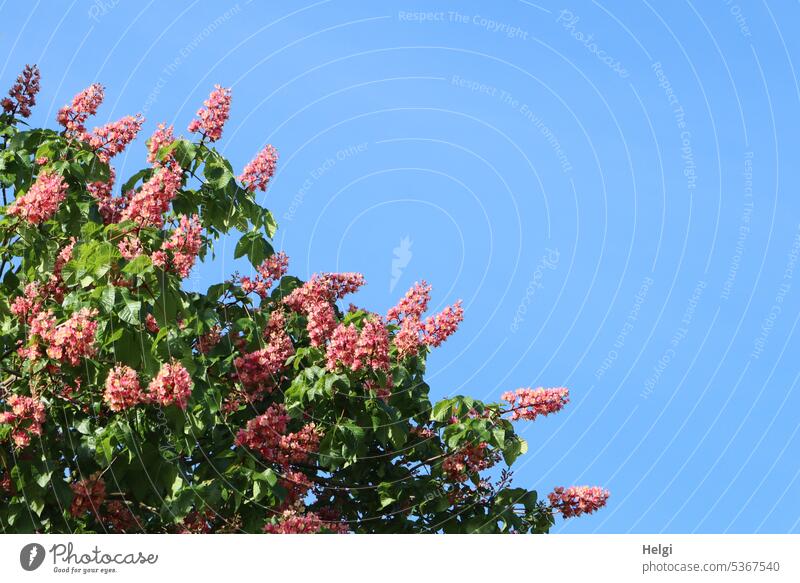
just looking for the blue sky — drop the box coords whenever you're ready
[2,1,800,533]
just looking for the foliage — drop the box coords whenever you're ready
[0,66,607,533]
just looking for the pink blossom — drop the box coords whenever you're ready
[284,272,365,346]
[88,114,144,162]
[88,168,124,224]
[46,308,99,366]
[283,272,365,312]
[0,394,46,448]
[103,500,137,532]
[2,64,40,118]
[28,309,56,342]
[421,300,463,347]
[147,360,193,409]
[238,251,288,299]
[120,161,183,227]
[387,280,431,322]
[197,325,222,354]
[501,387,569,421]
[442,442,498,483]
[235,403,320,466]
[394,317,423,358]
[118,236,143,260]
[548,486,609,518]
[326,323,358,370]
[57,83,104,137]
[104,365,144,412]
[264,508,348,534]
[233,311,293,394]
[187,85,231,142]
[305,300,337,347]
[8,171,68,224]
[10,282,45,321]
[279,470,313,508]
[263,510,321,534]
[353,317,390,372]
[151,214,202,278]
[239,145,278,192]
[69,472,106,517]
[179,509,214,534]
[144,313,159,334]
[147,122,175,164]
[54,238,76,279]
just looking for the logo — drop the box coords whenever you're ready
[390,236,413,292]
[20,543,46,571]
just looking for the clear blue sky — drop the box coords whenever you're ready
[2,1,799,533]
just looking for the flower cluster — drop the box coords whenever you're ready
[147,123,175,163]
[284,272,366,310]
[326,323,358,370]
[120,161,183,227]
[263,510,323,534]
[548,486,610,518]
[386,280,431,322]
[87,114,144,162]
[279,470,313,508]
[45,308,99,366]
[179,509,215,534]
[144,313,160,333]
[147,360,193,409]
[2,64,40,117]
[239,145,278,192]
[442,442,499,483]
[501,387,569,421]
[57,83,104,137]
[151,214,202,278]
[263,509,348,534]
[239,251,288,299]
[353,317,390,372]
[197,325,222,354]
[284,272,365,346]
[0,395,46,448]
[188,85,231,142]
[103,365,144,412]
[385,282,463,358]
[69,472,106,517]
[233,311,294,395]
[102,500,137,532]
[8,171,68,225]
[421,300,464,347]
[87,168,122,224]
[235,403,320,466]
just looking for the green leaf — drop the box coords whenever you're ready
[117,290,142,325]
[122,254,153,276]
[204,156,233,190]
[234,231,273,268]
